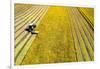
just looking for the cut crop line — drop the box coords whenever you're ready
[73,8,93,60]
[76,8,94,50]
[71,8,90,61]
[67,8,84,61]
[15,7,41,27]
[15,7,47,41]
[77,8,94,31]
[15,6,33,16]
[15,6,49,65]
[15,6,40,19]
[77,8,94,39]
[15,7,45,33]
[15,6,34,19]
[15,32,29,48]
[15,7,38,25]
[15,34,32,62]
[15,8,47,48]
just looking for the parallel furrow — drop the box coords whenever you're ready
[76,8,94,49]
[15,6,49,65]
[15,7,46,39]
[15,7,42,32]
[15,6,38,19]
[71,8,91,61]
[15,7,48,47]
[15,7,37,25]
[72,8,94,60]
[78,8,94,31]
[67,8,84,61]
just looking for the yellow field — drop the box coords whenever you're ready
[14,4,94,65]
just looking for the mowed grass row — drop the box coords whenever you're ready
[15,6,44,46]
[77,8,94,48]
[79,8,94,24]
[21,6,79,65]
[78,8,94,30]
[15,8,49,65]
[21,6,94,65]
[14,4,33,16]
[14,4,49,65]
[68,8,94,61]
[14,4,94,65]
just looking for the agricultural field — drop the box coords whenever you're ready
[14,4,94,65]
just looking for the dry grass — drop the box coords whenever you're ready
[14,4,94,65]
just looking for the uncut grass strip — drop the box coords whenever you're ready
[67,8,84,61]
[36,7,49,27]
[64,7,78,61]
[71,8,90,61]
[15,34,32,62]
[30,7,49,25]
[76,8,94,50]
[32,7,49,26]
[61,8,77,62]
[73,8,94,60]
